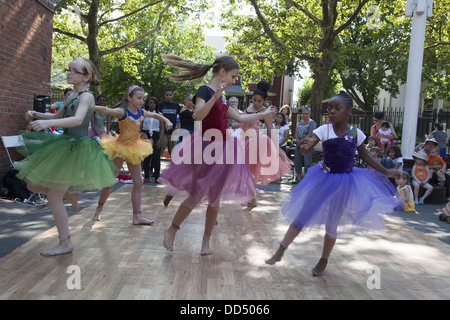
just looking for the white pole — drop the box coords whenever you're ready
[401,0,433,159]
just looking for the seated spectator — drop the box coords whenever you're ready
[428,145,447,186]
[381,145,403,171]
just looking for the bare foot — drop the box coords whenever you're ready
[163,223,179,251]
[265,245,286,265]
[64,192,80,212]
[312,258,328,276]
[163,195,173,208]
[132,212,154,225]
[200,236,212,256]
[247,198,257,208]
[92,203,103,221]
[41,241,73,257]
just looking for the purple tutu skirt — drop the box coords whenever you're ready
[158,133,255,209]
[282,163,404,238]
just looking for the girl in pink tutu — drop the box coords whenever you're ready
[240,80,291,206]
[266,91,404,276]
[158,55,275,255]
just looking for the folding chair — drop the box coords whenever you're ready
[1,135,47,205]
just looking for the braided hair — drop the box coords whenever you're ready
[335,91,353,109]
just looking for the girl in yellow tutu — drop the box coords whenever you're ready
[93,85,173,223]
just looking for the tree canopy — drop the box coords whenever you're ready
[51,0,214,100]
[221,0,449,112]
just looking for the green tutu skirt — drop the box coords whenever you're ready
[16,131,118,192]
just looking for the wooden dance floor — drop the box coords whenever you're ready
[0,183,449,300]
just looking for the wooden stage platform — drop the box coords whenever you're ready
[0,183,449,300]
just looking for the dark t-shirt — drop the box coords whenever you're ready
[194,85,213,105]
[180,109,195,131]
[159,100,181,135]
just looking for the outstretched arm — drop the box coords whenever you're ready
[25,106,64,122]
[28,93,92,131]
[299,133,319,155]
[142,110,173,132]
[358,144,401,179]
[94,106,125,118]
[228,106,276,124]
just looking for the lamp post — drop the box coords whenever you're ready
[401,0,433,159]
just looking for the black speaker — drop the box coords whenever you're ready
[33,95,51,113]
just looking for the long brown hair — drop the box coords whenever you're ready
[162,55,239,82]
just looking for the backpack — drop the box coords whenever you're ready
[1,169,32,201]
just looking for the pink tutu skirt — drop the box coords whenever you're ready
[240,133,292,185]
[158,133,255,209]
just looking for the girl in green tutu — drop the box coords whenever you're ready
[18,58,117,256]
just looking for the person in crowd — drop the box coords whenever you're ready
[159,88,181,156]
[294,107,316,182]
[395,171,415,212]
[142,96,164,183]
[428,145,447,186]
[88,94,110,138]
[427,123,448,158]
[370,112,397,147]
[411,152,433,205]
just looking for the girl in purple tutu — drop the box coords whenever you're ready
[266,91,404,276]
[158,55,275,255]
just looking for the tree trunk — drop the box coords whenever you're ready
[86,0,101,97]
[309,51,333,124]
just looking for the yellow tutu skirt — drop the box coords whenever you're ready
[100,134,153,165]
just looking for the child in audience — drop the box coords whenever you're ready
[377,121,392,155]
[428,145,447,186]
[411,152,433,205]
[366,136,378,151]
[368,147,382,170]
[438,201,450,223]
[395,171,415,212]
[386,145,404,171]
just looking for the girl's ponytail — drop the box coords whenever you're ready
[163,54,239,82]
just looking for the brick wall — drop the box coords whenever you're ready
[0,0,54,176]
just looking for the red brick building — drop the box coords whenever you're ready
[0,0,55,175]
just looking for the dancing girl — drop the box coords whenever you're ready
[158,55,275,255]
[18,58,117,256]
[265,91,404,276]
[93,85,172,223]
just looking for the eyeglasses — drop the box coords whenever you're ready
[65,68,87,75]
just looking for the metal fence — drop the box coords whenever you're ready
[292,107,450,143]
